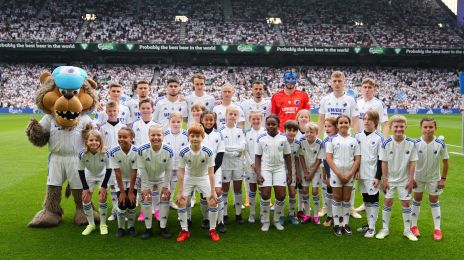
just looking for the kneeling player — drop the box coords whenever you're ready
[176,123,220,242]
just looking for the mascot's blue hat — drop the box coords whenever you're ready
[52,66,88,90]
[284,72,297,84]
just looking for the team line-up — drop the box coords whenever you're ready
[45,71,448,242]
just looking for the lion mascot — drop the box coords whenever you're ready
[26,66,100,227]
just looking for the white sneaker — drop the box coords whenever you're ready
[375,228,389,239]
[248,215,255,224]
[355,204,366,213]
[107,213,116,221]
[364,229,376,238]
[350,208,362,219]
[318,207,327,217]
[170,202,178,210]
[403,230,418,241]
[261,222,270,232]
[273,221,285,231]
[190,197,196,208]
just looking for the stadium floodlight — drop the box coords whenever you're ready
[175,16,189,23]
[82,13,97,21]
[354,20,364,26]
[266,17,282,24]
[438,23,444,28]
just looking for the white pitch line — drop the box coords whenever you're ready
[450,152,464,156]
[447,144,462,148]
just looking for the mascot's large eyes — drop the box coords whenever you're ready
[73,90,78,95]
[60,89,66,95]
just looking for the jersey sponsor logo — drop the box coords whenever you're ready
[327,107,346,115]
[281,106,298,113]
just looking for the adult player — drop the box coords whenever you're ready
[271,72,310,132]
[213,84,245,129]
[153,77,188,129]
[95,82,131,126]
[185,73,216,126]
[126,80,155,124]
[240,80,271,129]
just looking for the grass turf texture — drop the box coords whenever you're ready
[1,114,463,259]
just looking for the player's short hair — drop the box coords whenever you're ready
[222,83,234,92]
[169,111,183,121]
[296,109,311,122]
[108,82,122,89]
[248,110,263,119]
[188,123,205,137]
[106,100,118,109]
[389,115,407,126]
[364,110,380,128]
[191,103,207,112]
[149,125,164,135]
[265,114,280,126]
[420,117,437,127]
[324,116,338,126]
[331,71,346,79]
[225,105,240,117]
[136,80,150,87]
[305,122,319,133]
[192,73,205,83]
[336,115,351,125]
[200,110,217,129]
[84,129,105,154]
[252,80,265,87]
[167,77,180,85]
[284,120,299,131]
[139,98,153,109]
[119,127,135,139]
[361,78,376,87]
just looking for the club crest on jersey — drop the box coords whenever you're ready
[294,100,300,105]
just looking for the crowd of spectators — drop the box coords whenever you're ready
[0,64,460,110]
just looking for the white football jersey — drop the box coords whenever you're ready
[414,137,449,182]
[240,98,271,129]
[213,103,246,129]
[109,145,138,182]
[94,104,131,126]
[256,133,291,171]
[132,119,161,146]
[153,97,188,129]
[78,150,110,176]
[137,143,173,184]
[185,93,216,125]
[355,131,383,180]
[288,139,301,175]
[179,145,214,177]
[357,97,388,132]
[299,137,324,171]
[325,134,361,175]
[202,129,225,164]
[39,114,94,155]
[319,93,360,118]
[219,126,246,171]
[244,127,266,165]
[164,129,189,169]
[99,121,126,150]
[379,136,418,185]
[126,97,157,125]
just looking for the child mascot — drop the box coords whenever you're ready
[26,66,99,227]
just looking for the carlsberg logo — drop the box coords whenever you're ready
[97,43,115,51]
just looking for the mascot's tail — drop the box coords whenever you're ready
[65,183,71,198]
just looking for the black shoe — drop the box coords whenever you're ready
[115,228,125,238]
[236,214,244,224]
[128,227,138,237]
[356,224,369,233]
[223,215,229,224]
[201,219,210,230]
[159,228,172,239]
[333,225,343,236]
[343,225,353,236]
[216,222,227,233]
[141,228,152,240]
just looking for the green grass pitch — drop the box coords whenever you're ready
[0,114,463,259]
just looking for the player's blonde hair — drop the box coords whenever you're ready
[331,71,346,79]
[305,122,319,133]
[362,77,376,87]
[169,111,183,121]
[84,129,106,154]
[188,123,205,137]
[222,83,235,92]
[296,109,311,123]
[389,115,407,126]
[248,110,263,119]
[226,106,240,117]
[149,125,164,135]
[192,73,206,83]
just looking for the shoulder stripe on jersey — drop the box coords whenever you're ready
[257,133,268,142]
[405,137,415,143]
[435,139,446,148]
[294,139,301,145]
[219,126,226,132]
[138,144,151,155]
[182,130,188,136]
[201,146,213,156]
[315,139,323,145]
[79,150,85,159]
[382,137,393,148]
[109,146,121,156]
[415,138,422,144]
[131,146,138,152]
[179,146,190,157]
[164,130,171,136]
[162,144,174,158]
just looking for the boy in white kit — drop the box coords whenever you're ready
[255,115,293,232]
[244,110,266,223]
[176,123,220,242]
[153,78,188,129]
[137,125,173,240]
[376,115,418,241]
[99,101,126,221]
[110,127,138,238]
[411,118,449,241]
[220,106,247,224]
[283,120,301,225]
[299,122,324,224]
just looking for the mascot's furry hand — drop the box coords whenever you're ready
[26,117,50,147]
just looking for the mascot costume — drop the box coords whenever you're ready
[26,66,100,227]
